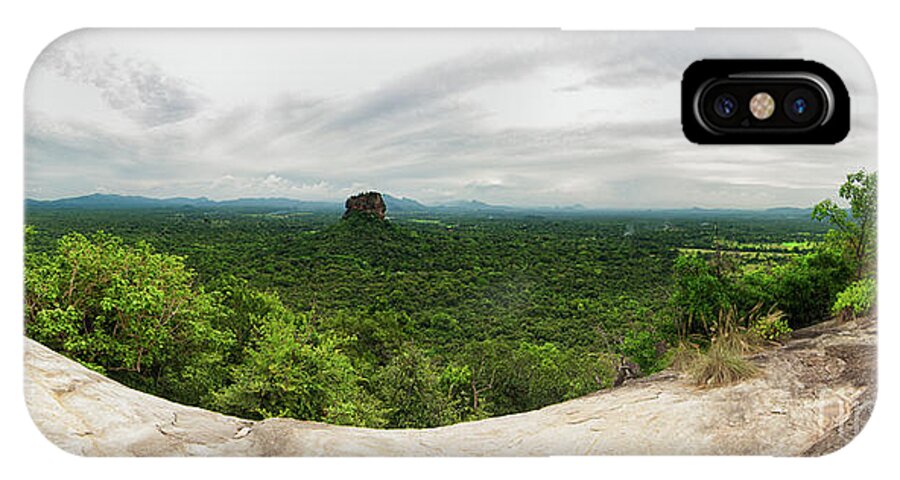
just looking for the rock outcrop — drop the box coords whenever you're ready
[23,316,875,456]
[343,192,386,220]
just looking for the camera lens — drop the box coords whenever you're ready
[791,98,808,115]
[784,88,819,123]
[713,94,738,118]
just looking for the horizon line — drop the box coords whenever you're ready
[24,192,821,212]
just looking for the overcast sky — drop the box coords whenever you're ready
[25,29,877,208]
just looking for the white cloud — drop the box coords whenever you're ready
[31,39,208,128]
[24,30,877,208]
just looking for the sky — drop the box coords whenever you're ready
[24,29,877,209]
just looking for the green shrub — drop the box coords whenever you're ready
[769,247,853,328]
[620,329,667,374]
[750,308,792,342]
[832,278,876,320]
[669,254,734,335]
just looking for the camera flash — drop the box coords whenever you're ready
[749,92,775,120]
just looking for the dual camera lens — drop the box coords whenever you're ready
[712,89,816,123]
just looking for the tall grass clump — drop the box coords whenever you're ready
[683,307,762,387]
[687,340,759,387]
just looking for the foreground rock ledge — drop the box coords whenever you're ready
[24,317,876,456]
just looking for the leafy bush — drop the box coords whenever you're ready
[620,329,667,373]
[768,246,853,328]
[669,254,734,335]
[750,308,792,342]
[832,278,876,320]
[732,270,776,315]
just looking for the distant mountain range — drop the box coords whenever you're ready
[24,193,422,213]
[24,193,815,218]
[25,193,330,210]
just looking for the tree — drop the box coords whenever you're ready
[769,246,853,328]
[372,344,453,428]
[24,231,234,405]
[812,170,877,279]
[669,255,733,336]
[481,341,610,416]
[317,309,407,370]
[212,304,384,427]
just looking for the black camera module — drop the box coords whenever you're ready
[682,60,849,144]
[783,88,820,123]
[713,94,738,118]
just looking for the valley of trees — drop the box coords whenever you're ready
[23,170,876,428]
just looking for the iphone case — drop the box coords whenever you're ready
[23,29,877,456]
